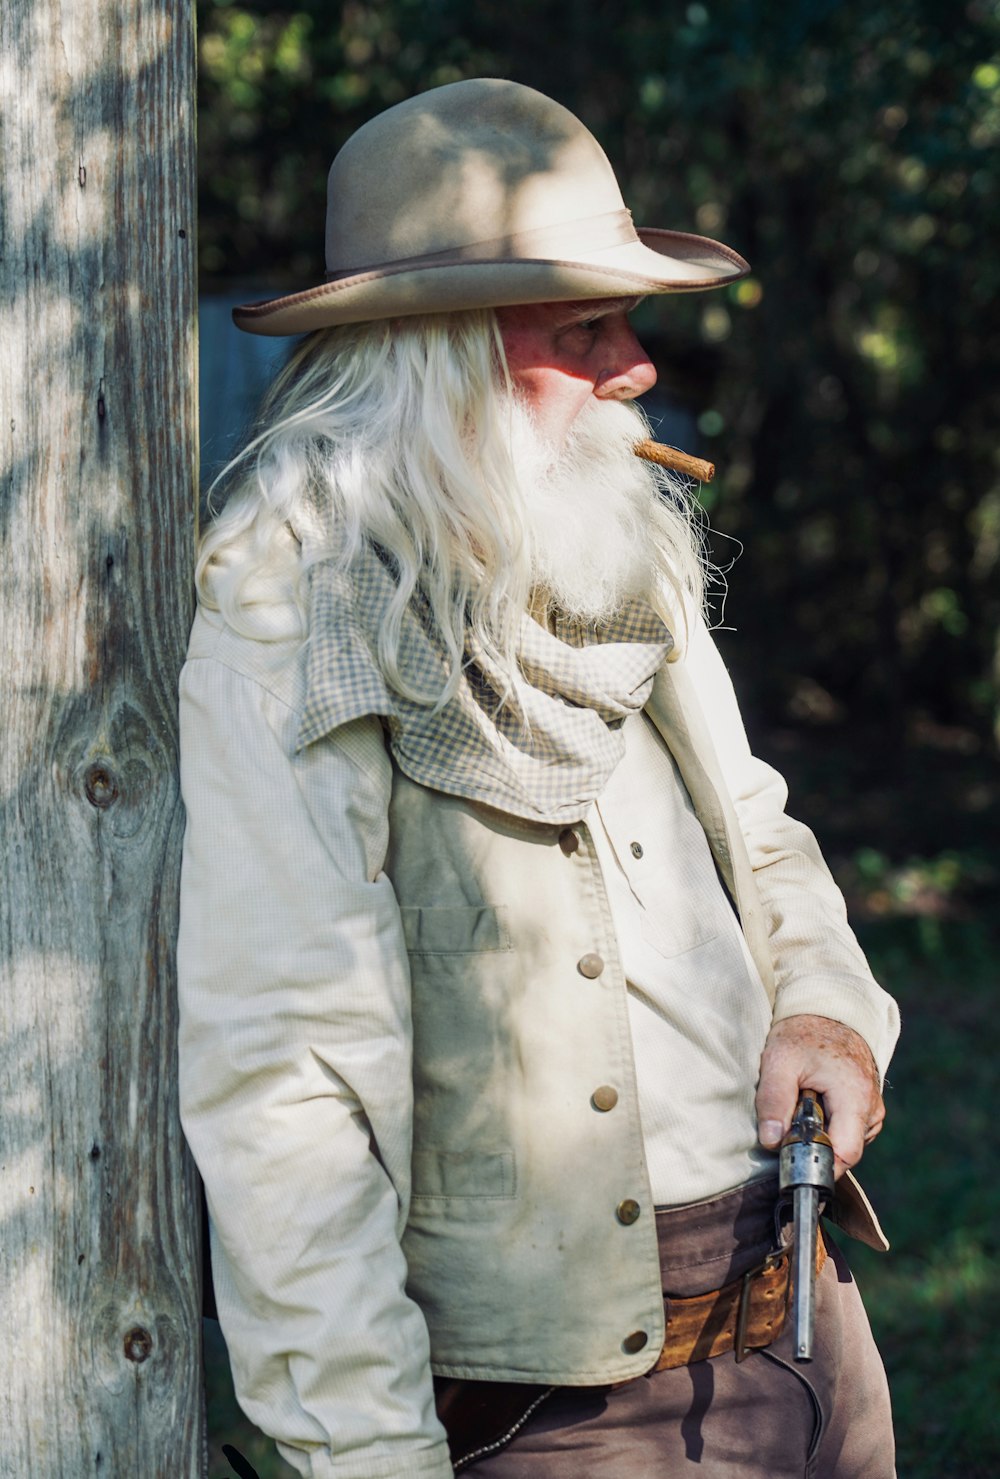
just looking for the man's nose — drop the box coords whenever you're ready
[593,325,657,401]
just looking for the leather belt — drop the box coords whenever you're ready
[653,1231,828,1370]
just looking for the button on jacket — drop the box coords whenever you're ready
[177,589,899,1479]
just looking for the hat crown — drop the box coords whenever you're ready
[324,79,625,275]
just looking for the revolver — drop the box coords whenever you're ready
[779,1090,835,1362]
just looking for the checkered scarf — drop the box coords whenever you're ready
[297,541,673,824]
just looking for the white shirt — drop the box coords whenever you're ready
[590,712,775,1204]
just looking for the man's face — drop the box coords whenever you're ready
[495,299,657,448]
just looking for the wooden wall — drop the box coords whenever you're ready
[0,0,203,1471]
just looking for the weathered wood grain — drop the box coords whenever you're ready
[0,0,203,1473]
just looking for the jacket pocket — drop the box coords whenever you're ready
[400,903,511,955]
[412,1148,516,1200]
[404,904,517,1202]
[639,907,719,960]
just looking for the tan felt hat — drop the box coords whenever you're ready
[233,78,750,336]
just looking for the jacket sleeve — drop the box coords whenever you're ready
[177,653,453,1479]
[680,614,900,1080]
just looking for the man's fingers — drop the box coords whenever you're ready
[754,1052,800,1149]
[758,1119,785,1150]
[823,1065,886,1174]
[863,1097,886,1142]
[824,1102,868,1176]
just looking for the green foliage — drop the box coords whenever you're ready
[846,917,1000,1477]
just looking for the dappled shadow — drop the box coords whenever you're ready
[1,1,203,1471]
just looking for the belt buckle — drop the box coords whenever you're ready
[734,1250,784,1363]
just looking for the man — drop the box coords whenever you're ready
[178,79,899,1478]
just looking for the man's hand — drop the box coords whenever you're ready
[756,1014,885,1179]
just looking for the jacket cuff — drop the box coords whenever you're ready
[279,1438,454,1479]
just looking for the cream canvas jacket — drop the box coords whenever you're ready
[177,590,899,1479]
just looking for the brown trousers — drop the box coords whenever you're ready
[460,1180,895,1479]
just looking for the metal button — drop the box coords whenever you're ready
[558,828,580,855]
[577,953,604,978]
[630,840,644,859]
[592,1085,619,1112]
[622,1330,648,1354]
[616,1199,641,1225]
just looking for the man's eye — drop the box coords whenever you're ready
[556,316,605,346]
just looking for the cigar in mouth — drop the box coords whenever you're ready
[633,439,715,484]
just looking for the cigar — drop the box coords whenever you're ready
[633,439,714,484]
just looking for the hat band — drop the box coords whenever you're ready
[325,208,639,282]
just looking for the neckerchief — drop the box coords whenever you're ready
[297,543,673,825]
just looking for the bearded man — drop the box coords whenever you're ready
[178,79,899,1479]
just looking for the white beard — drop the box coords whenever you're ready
[506,395,664,625]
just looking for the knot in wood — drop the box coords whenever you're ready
[123,1326,153,1363]
[84,764,119,809]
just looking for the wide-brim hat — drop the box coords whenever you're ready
[233,78,750,336]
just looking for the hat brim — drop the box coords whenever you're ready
[231,228,750,336]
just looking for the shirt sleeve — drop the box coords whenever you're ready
[177,654,453,1479]
[681,614,901,1080]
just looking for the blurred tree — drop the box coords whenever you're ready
[197,0,1000,751]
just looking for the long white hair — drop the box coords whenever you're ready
[197,310,707,704]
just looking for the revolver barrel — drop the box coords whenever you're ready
[778,1091,835,1361]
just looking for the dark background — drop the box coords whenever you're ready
[196,3,1000,1473]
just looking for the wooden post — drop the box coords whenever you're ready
[0,1,203,1474]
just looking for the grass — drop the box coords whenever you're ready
[203,905,1000,1479]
